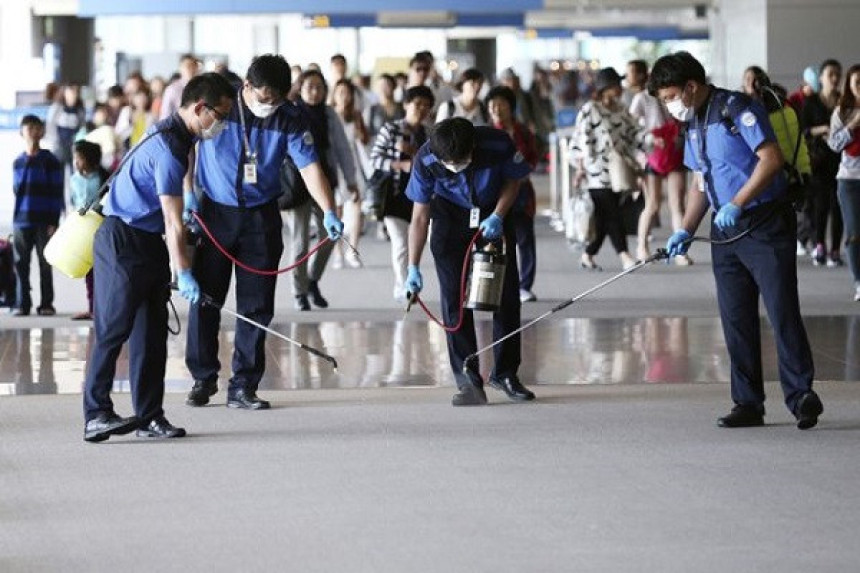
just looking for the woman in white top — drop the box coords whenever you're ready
[332,79,370,268]
[627,59,690,264]
[435,68,489,126]
[570,67,648,271]
[828,64,860,301]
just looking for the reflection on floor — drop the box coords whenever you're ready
[1,315,858,396]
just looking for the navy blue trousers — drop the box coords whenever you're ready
[83,216,170,423]
[185,197,284,393]
[429,198,521,389]
[512,211,536,291]
[711,204,815,415]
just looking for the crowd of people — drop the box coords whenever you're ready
[6,47,858,439]
[568,56,860,304]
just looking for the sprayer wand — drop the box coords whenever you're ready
[462,249,669,372]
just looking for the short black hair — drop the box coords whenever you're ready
[180,72,237,108]
[246,54,292,97]
[819,58,842,75]
[330,54,346,65]
[73,139,102,168]
[627,59,648,78]
[455,68,484,91]
[647,51,707,96]
[484,85,517,113]
[20,114,44,129]
[107,85,124,99]
[430,118,475,163]
[403,85,434,105]
[378,73,396,90]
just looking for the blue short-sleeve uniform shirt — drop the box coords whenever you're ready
[104,113,193,233]
[684,87,786,210]
[405,126,531,211]
[196,93,319,207]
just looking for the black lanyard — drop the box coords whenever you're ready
[691,93,722,210]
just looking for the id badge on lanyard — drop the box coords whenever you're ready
[244,153,258,184]
[467,170,480,229]
[469,207,480,229]
[238,93,259,185]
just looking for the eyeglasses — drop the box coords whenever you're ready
[205,105,226,121]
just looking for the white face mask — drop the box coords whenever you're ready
[442,160,470,174]
[666,87,694,122]
[247,101,277,118]
[201,118,226,140]
[198,108,226,140]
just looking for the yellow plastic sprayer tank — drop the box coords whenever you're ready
[44,210,104,278]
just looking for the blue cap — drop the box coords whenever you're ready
[803,66,820,92]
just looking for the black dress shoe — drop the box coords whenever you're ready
[717,405,765,428]
[136,417,186,438]
[186,379,218,407]
[452,383,488,406]
[308,280,329,308]
[295,294,311,311]
[489,376,536,402]
[84,413,140,443]
[227,389,271,410]
[795,391,823,430]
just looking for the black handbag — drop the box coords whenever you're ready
[277,155,311,210]
[362,169,394,221]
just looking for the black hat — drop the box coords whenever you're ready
[594,67,622,94]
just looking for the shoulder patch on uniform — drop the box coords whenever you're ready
[740,111,757,127]
[302,131,314,146]
[513,151,524,163]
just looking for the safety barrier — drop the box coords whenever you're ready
[545,127,576,236]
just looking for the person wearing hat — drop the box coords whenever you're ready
[570,66,648,271]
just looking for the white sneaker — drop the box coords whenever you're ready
[519,289,537,303]
[674,254,693,266]
[796,240,808,256]
[345,252,363,269]
[854,284,860,302]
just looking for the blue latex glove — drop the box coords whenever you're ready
[666,230,692,260]
[182,190,199,225]
[479,213,503,240]
[713,202,742,230]
[177,269,201,305]
[323,210,344,240]
[405,264,423,296]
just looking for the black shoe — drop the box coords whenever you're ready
[12,307,30,317]
[308,280,329,308]
[717,405,765,428]
[795,391,823,430]
[489,376,536,402]
[227,389,271,410]
[136,417,186,438]
[186,379,218,407]
[295,294,311,311]
[452,383,488,406]
[84,413,140,443]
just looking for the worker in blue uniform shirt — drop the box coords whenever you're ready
[405,117,536,406]
[650,52,823,429]
[186,54,343,411]
[83,73,236,442]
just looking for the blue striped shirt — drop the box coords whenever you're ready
[12,149,65,229]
